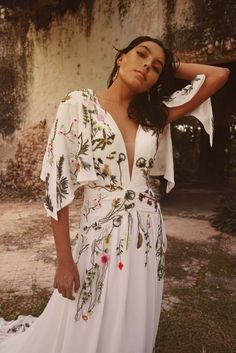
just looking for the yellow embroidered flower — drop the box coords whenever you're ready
[102,164,111,176]
[61,94,71,102]
[112,198,121,208]
[104,234,111,249]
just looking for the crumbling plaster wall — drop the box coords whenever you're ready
[25,0,168,128]
[0,0,235,176]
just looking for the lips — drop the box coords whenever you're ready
[134,69,146,80]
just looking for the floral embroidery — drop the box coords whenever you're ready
[100,253,110,265]
[82,194,104,221]
[93,156,124,192]
[59,119,92,173]
[75,231,110,321]
[155,209,166,280]
[56,155,69,208]
[47,118,58,165]
[136,157,154,188]
[44,173,53,212]
[118,261,124,270]
[137,211,152,266]
[41,88,167,323]
[138,189,158,210]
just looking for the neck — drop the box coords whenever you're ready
[99,79,135,110]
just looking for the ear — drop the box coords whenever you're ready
[116,53,125,66]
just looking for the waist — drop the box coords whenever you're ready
[82,187,160,220]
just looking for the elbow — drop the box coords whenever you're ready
[217,67,230,85]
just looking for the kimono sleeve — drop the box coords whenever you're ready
[40,91,97,220]
[150,74,214,193]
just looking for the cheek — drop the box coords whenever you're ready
[148,72,160,87]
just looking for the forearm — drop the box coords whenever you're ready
[175,62,229,81]
[167,62,230,122]
[50,206,74,264]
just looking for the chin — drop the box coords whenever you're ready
[126,80,147,94]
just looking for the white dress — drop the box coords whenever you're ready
[0,76,213,353]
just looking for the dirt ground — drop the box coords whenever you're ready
[0,186,236,353]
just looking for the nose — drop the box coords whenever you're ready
[143,62,151,70]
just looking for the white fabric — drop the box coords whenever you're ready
[39,91,98,220]
[150,74,214,192]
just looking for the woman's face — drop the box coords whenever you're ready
[116,41,165,93]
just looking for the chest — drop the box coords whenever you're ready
[91,105,158,163]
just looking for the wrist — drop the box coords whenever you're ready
[57,255,74,266]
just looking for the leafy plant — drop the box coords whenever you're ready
[211,196,236,236]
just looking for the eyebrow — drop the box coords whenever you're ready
[137,45,164,68]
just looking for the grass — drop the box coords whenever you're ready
[155,237,236,353]
[0,284,51,321]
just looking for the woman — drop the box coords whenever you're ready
[0,36,229,353]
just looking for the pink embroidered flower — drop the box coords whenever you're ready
[100,253,110,265]
[118,261,124,270]
[93,198,102,209]
[97,114,105,122]
[76,161,81,172]
[82,314,88,321]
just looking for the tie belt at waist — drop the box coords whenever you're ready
[82,188,161,223]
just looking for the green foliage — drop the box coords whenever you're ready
[171,116,202,181]
[211,196,236,236]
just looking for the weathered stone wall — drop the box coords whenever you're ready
[0,0,235,193]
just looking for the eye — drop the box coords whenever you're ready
[153,66,160,74]
[136,50,145,58]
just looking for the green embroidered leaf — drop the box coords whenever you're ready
[56,175,69,207]
[106,151,116,159]
[92,130,115,151]
[57,155,64,180]
[45,172,50,189]
[55,155,69,207]
[82,104,90,127]
[77,133,89,156]
[44,194,53,212]
[182,85,193,95]
[80,158,92,171]
[137,232,143,249]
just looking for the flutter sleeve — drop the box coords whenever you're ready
[40,91,97,220]
[150,74,214,193]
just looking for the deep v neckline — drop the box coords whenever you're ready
[91,89,140,183]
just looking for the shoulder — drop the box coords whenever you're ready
[54,88,95,128]
[60,88,94,106]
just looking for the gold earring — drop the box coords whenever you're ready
[148,90,151,102]
[113,66,119,81]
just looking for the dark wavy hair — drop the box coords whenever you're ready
[107,36,177,134]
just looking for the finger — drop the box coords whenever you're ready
[74,274,80,292]
[58,285,65,296]
[61,287,67,298]
[66,285,75,300]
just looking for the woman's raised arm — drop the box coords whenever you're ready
[167,62,230,123]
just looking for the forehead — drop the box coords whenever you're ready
[135,41,165,60]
